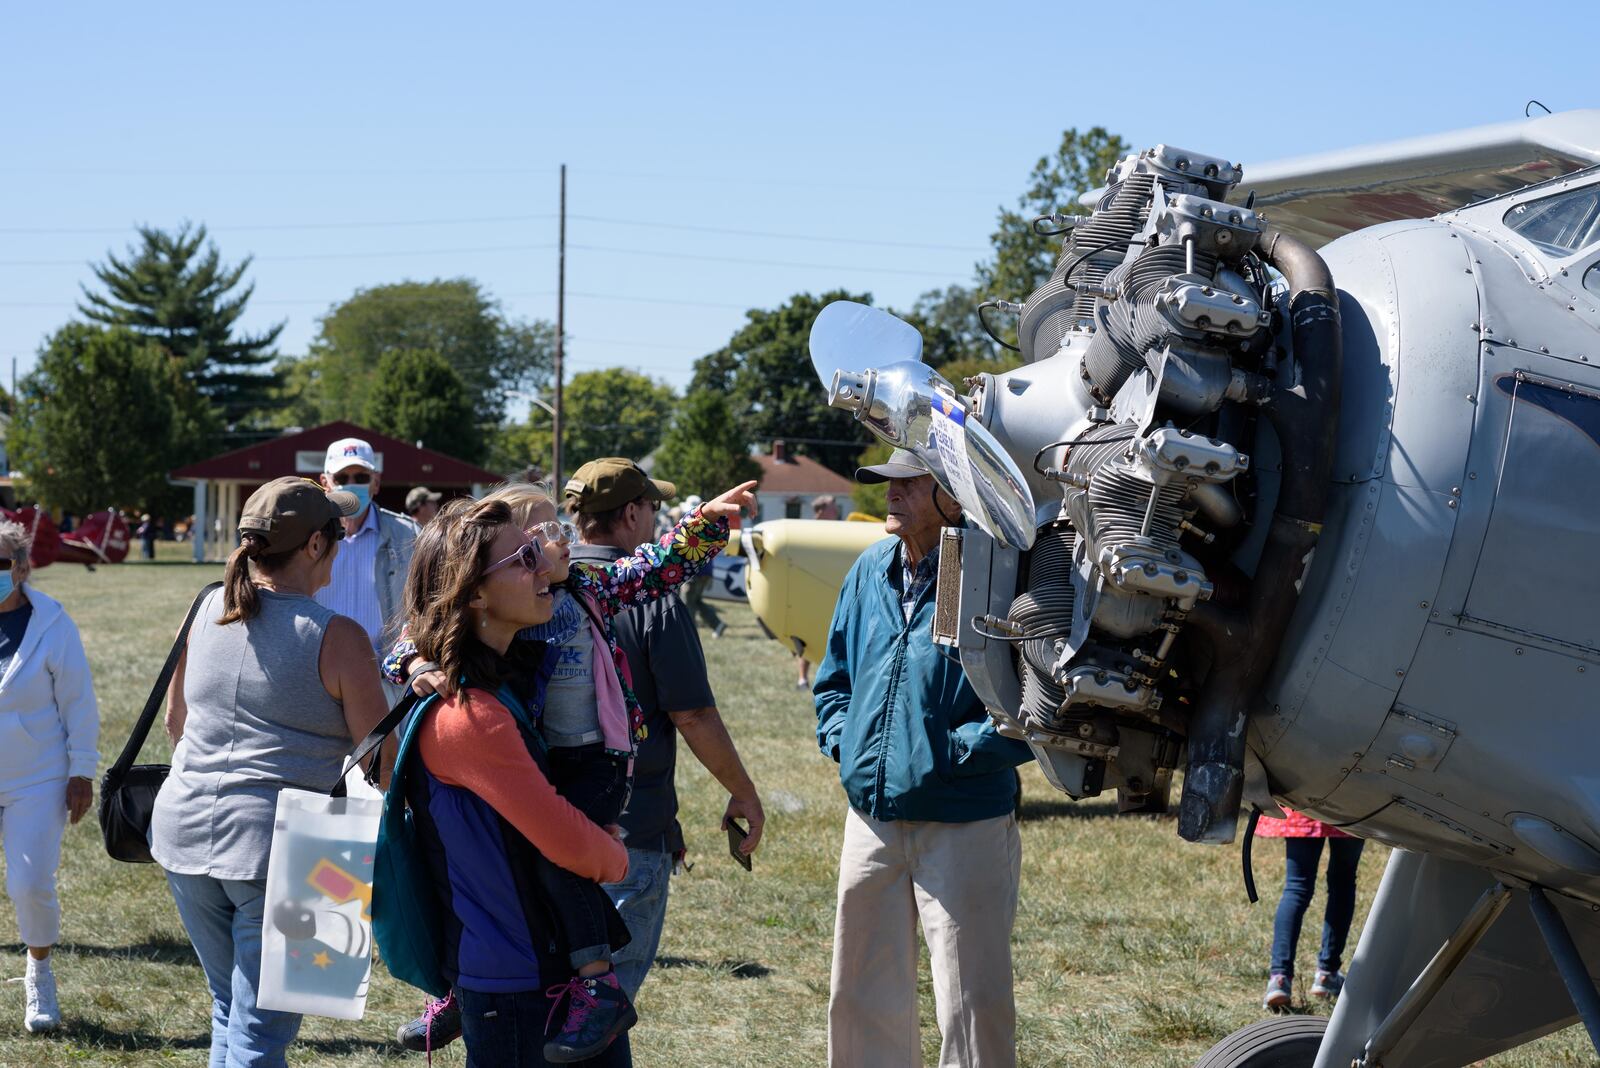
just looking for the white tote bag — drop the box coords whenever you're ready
[257,787,383,1020]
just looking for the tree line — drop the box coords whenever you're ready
[12,127,1125,516]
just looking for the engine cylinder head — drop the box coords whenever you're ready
[1017,172,1156,364]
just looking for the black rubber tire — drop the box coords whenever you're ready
[1192,1016,1328,1068]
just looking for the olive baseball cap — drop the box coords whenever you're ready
[855,448,931,484]
[238,477,360,552]
[563,458,676,514]
[405,486,443,514]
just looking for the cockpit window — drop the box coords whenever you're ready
[1504,186,1600,257]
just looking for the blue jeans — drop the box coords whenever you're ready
[604,847,673,999]
[458,987,632,1067]
[1270,837,1366,978]
[165,871,302,1068]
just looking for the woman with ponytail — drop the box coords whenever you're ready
[152,477,391,1068]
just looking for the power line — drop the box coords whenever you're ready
[0,292,557,308]
[0,163,1008,198]
[0,214,556,236]
[568,243,961,278]
[574,165,1007,198]
[0,243,558,267]
[0,210,987,256]
[565,290,754,311]
[570,214,982,253]
[0,241,962,276]
[0,288,754,311]
[569,336,694,351]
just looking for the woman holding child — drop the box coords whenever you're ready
[395,479,753,1066]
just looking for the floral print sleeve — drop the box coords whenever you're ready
[381,625,417,686]
[571,504,729,618]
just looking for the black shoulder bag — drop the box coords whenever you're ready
[99,581,222,864]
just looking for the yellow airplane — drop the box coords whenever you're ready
[730,518,887,665]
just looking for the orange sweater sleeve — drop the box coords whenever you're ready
[418,690,629,884]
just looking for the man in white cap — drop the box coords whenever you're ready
[315,437,419,701]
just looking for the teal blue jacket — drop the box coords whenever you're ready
[814,537,1031,823]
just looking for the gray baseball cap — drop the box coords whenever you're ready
[854,448,930,484]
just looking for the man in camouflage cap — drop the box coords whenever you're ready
[563,457,765,999]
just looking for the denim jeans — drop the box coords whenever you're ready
[603,847,673,1000]
[165,871,302,1068]
[458,987,632,1067]
[1270,836,1366,978]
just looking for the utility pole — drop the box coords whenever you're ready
[553,164,567,490]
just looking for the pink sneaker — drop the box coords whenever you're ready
[544,971,637,1063]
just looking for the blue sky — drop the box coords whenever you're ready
[3,1,1595,408]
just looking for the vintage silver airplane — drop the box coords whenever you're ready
[807,109,1600,1067]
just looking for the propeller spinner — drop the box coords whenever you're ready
[809,301,1036,549]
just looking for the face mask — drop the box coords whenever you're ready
[343,483,371,513]
[0,573,15,603]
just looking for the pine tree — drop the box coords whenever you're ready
[79,223,284,434]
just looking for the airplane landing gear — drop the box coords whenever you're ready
[1193,1016,1327,1068]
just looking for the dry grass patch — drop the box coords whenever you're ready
[0,558,1580,1065]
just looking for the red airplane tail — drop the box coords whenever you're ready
[59,510,131,565]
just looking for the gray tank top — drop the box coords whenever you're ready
[151,588,353,880]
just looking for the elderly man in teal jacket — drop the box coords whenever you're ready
[815,448,1032,1068]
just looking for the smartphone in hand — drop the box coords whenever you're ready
[726,818,752,872]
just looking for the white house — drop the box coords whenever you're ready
[751,441,857,522]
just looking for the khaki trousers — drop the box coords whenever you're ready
[828,806,1022,1068]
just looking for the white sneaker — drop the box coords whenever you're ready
[24,955,59,1033]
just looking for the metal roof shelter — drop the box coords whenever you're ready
[170,420,502,562]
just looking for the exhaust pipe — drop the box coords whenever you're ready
[1177,229,1342,844]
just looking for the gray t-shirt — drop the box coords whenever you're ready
[151,588,352,881]
[569,542,715,854]
[544,602,601,746]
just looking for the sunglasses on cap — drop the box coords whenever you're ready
[485,539,551,576]
[331,472,373,486]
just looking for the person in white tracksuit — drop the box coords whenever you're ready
[0,519,99,1033]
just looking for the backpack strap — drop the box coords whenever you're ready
[330,690,423,798]
[105,581,222,788]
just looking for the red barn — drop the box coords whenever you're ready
[170,421,502,562]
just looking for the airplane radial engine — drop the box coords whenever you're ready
[969,147,1342,848]
[814,135,1600,890]
[812,115,1600,1067]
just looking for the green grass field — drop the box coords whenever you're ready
[0,551,1588,1066]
